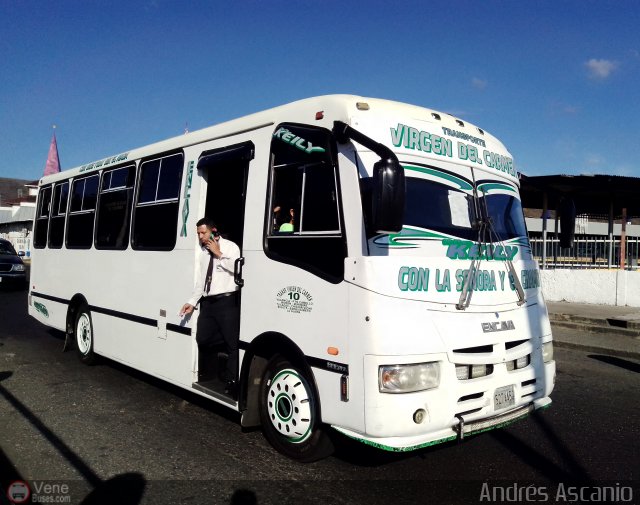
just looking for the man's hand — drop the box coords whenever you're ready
[205,237,222,258]
[179,303,195,317]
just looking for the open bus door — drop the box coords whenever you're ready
[193,141,253,401]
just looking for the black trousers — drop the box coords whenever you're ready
[196,293,240,381]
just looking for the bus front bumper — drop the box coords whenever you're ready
[331,397,551,452]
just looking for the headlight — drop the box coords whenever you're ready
[542,341,554,363]
[378,362,440,393]
[12,264,25,272]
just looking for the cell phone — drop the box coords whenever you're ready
[210,231,220,240]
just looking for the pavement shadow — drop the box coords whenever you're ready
[0,370,147,505]
[47,328,66,342]
[0,371,26,504]
[230,489,258,505]
[0,446,26,502]
[38,326,241,424]
[0,370,102,488]
[490,410,592,482]
[80,473,146,505]
[95,357,242,425]
[587,354,640,373]
[35,326,245,449]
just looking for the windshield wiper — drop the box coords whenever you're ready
[481,191,526,307]
[456,180,525,310]
[482,216,526,306]
[456,176,485,310]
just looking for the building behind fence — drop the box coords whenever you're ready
[526,213,640,270]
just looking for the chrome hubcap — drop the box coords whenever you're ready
[76,314,91,354]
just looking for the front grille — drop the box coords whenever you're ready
[459,392,484,402]
[454,338,534,384]
[451,337,538,422]
[520,378,539,398]
[0,264,13,273]
[505,339,528,350]
[456,391,487,419]
[453,344,493,354]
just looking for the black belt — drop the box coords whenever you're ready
[201,291,237,302]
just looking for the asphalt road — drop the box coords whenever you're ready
[1,286,638,505]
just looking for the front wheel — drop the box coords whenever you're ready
[259,355,333,462]
[75,305,96,365]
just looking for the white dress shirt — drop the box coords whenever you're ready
[187,236,240,307]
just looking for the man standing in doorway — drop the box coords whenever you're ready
[180,217,240,394]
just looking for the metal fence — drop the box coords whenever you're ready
[529,233,640,270]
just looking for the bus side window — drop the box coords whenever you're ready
[265,123,345,282]
[132,152,184,251]
[48,181,69,249]
[66,175,99,249]
[34,185,53,249]
[96,164,136,250]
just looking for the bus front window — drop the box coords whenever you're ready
[481,192,528,241]
[402,177,527,242]
[404,177,476,241]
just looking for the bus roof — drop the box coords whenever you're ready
[38,95,514,185]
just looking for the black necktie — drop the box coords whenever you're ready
[204,254,214,294]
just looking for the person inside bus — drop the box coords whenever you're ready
[179,217,240,396]
[272,205,295,232]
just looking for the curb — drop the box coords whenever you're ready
[553,340,640,360]
[551,313,640,329]
[549,320,640,339]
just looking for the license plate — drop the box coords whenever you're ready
[494,385,515,411]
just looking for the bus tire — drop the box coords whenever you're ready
[259,355,333,462]
[74,305,96,365]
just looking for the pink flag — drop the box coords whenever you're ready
[44,131,61,176]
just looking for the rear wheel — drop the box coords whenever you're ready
[75,305,96,365]
[259,355,333,462]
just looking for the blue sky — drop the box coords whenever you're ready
[1,0,638,181]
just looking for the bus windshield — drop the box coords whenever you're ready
[404,177,527,241]
[482,191,528,240]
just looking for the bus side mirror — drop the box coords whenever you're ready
[558,198,576,248]
[372,159,405,234]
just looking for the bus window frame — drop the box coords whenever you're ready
[65,174,100,250]
[94,162,138,251]
[33,184,53,249]
[263,123,347,283]
[131,150,185,251]
[48,180,70,249]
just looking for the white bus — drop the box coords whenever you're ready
[29,95,556,462]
